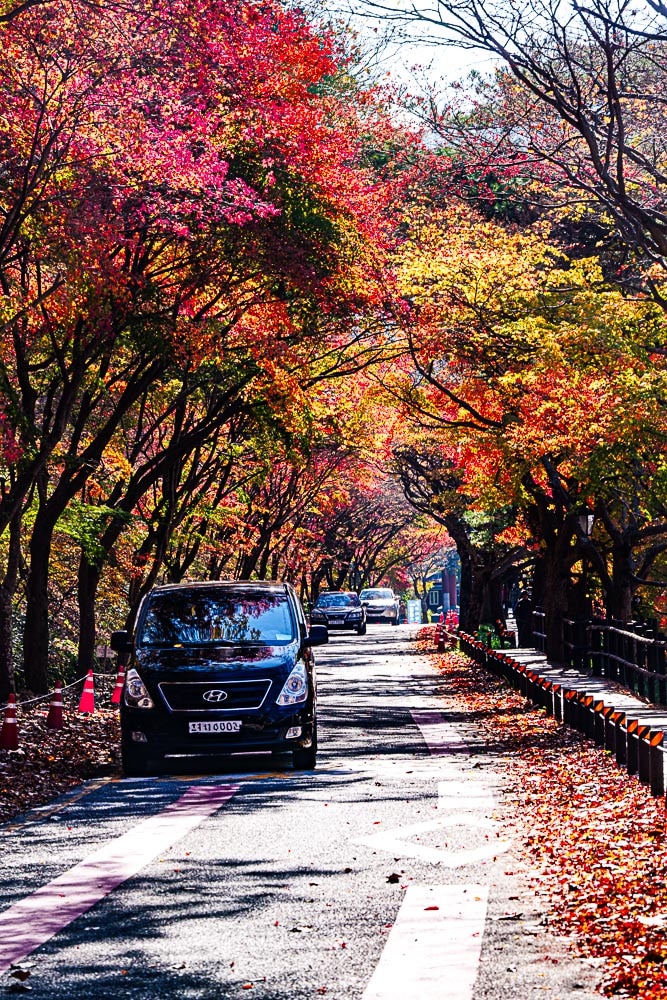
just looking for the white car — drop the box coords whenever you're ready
[359,587,400,625]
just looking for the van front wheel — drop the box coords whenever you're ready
[293,724,317,770]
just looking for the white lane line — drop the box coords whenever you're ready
[0,783,238,973]
[362,884,488,1000]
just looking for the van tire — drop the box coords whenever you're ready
[121,746,152,777]
[293,723,317,770]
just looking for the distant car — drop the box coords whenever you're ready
[110,580,327,776]
[359,587,400,625]
[309,591,367,635]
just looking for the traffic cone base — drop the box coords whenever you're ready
[0,693,19,750]
[78,669,95,713]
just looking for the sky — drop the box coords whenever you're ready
[316,0,498,86]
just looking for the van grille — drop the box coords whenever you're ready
[158,679,273,712]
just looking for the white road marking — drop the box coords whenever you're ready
[362,884,489,1000]
[353,812,510,866]
[437,780,495,812]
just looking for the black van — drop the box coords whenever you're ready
[110,580,327,776]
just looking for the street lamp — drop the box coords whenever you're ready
[577,513,595,538]
[577,512,595,618]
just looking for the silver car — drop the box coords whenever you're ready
[359,587,400,625]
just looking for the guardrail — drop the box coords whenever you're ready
[458,631,667,797]
[530,612,667,707]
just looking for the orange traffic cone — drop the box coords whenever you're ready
[46,680,64,730]
[0,693,19,750]
[78,669,95,714]
[111,663,125,705]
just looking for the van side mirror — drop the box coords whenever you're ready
[304,624,328,647]
[110,630,133,654]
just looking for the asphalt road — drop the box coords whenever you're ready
[0,625,602,998]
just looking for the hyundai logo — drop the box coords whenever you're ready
[202,689,228,703]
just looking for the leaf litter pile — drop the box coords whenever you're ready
[0,696,120,825]
[417,630,667,998]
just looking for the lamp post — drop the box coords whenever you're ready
[577,512,595,619]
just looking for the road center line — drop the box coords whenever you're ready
[362,884,489,1000]
[0,783,238,973]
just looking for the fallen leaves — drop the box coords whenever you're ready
[0,701,120,823]
[419,633,667,998]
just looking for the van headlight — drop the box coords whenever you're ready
[124,668,154,709]
[276,662,309,706]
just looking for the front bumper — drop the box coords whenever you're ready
[121,704,314,758]
[365,607,398,622]
[310,614,363,629]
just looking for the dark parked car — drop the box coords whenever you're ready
[110,580,327,776]
[359,587,400,625]
[309,591,367,635]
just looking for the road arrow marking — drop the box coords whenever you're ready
[353,812,510,866]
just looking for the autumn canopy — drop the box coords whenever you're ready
[0,0,666,693]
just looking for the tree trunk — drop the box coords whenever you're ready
[77,554,102,675]
[23,515,54,693]
[0,588,15,701]
[0,509,22,700]
[542,545,570,663]
[609,539,634,622]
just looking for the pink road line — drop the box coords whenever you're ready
[410,709,466,754]
[0,783,238,973]
[363,884,489,1000]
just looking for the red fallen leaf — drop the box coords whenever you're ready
[242,985,254,991]
[424,906,439,911]
[373,821,381,825]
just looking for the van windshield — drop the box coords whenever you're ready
[138,589,296,647]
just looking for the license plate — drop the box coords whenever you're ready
[188,720,242,734]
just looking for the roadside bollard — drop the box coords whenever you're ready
[552,683,563,723]
[615,713,628,767]
[603,705,616,753]
[581,694,595,738]
[593,700,605,746]
[637,724,653,787]
[626,718,640,776]
[649,732,665,797]
[563,689,578,727]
